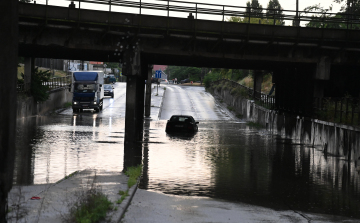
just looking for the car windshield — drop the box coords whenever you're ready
[170,116,192,122]
[104,85,112,89]
[74,83,96,93]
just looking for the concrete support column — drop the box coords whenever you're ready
[125,76,144,142]
[24,57,35,91]
[123,46,144,143]
[0,0,18,220]
[253,70,263,99]
[145,65,153,118]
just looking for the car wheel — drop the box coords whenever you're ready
[111,94,114,98]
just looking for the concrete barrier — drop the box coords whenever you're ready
[210,86,360,163]
[17,88,72,118]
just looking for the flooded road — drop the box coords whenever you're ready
[14,84,360,220]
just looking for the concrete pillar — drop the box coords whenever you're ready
[123,142,142,171]
[125,76,143,142]
[253,70,263,99]
[123,47,143,143]
[24,57,35,91]
[0,0,18,220]
[145,65,153,117]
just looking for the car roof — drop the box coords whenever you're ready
[170,115,194,118]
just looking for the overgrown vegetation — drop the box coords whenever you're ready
[68,184,112,223]
[247,121,265,129]
[115,165,142,205]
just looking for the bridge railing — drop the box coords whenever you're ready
[211,79,275,110]
[31,0,360,29]
[314,97,360,126]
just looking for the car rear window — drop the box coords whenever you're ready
[170,116,191,122]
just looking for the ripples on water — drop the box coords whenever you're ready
[14,115,360,219]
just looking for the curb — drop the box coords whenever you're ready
[110,180,140,223]
[158,88,166,120]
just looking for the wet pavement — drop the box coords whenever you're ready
[9,83,360,222]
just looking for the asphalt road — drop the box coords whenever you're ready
[160,84,235,121]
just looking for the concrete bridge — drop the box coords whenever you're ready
[18,1,360,142]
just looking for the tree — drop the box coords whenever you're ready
[246,0,263,18]
[334,0,360,15]
[266,0,285,25]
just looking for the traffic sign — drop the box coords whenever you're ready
[155,70,162,78]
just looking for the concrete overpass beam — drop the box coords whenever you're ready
[145,65,153,117]
[24,57,35,91]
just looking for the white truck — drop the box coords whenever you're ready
[70,71,104,112]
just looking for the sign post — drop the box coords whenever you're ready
[155,70,162,95]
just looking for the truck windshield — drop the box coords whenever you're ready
[74,83,96,93]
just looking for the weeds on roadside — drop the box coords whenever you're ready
[65,175,112,223]
[115,165,142,205]
[247,121,264,129]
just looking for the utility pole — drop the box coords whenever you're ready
[295,0,299,27]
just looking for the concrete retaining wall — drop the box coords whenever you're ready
[211,87,360,163]
[17,88,72,118]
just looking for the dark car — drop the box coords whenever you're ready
[180,79,190,84]
[104,84,114,98]
[108,74,116,84]
[165,115,199,133]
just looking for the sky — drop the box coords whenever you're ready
[32,0,344,24]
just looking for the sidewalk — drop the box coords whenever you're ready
[7,85,166,223]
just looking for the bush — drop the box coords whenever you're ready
[203,72,221,88]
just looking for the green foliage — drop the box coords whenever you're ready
[203,72,221,88]
[30,67,51,102]
[227,16,284,25]
[116,190,129,204]
[125,165,142,188]
[246,0,263,17]
[247,121,264,129]
[69,187,112,223]
[165,66,201,82]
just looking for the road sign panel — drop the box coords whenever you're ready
[155,70,162,78]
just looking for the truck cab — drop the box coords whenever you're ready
[70,71,104,112]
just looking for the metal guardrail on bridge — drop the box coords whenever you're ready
[31,0,360,29]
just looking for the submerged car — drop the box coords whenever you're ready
[165,115,199,133]
[104,84,114,98]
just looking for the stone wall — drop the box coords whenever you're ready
[17,88,72,118]
[211,85,360,163]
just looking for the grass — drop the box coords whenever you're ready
[64,102,72,108]
[246,121,264,129]
[71,190,112,223]
[236,114,244,119]
[125,165,142,188]
[115,165,142,205]
[227,106,235,112]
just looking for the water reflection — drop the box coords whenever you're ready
[140,121,360,219]
[14,114,124,185]
[14,115,360,219]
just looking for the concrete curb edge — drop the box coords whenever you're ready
[158,88,166,120]
[112,180,139,223]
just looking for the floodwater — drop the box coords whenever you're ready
[13,84,360,220]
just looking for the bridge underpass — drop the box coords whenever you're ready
[17,2,360,143]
